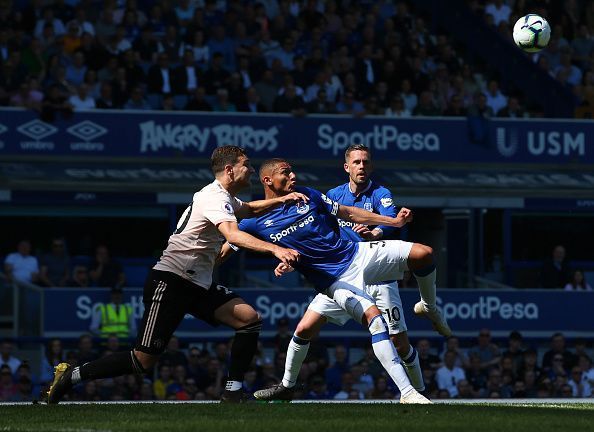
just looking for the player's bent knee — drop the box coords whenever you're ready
[133,349,158,371]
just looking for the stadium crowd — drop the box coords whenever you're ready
[0,0,592,119]
[1,329,593,401]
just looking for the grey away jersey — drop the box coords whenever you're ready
[153,180,244,288]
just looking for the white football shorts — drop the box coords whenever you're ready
[308,281,407,334]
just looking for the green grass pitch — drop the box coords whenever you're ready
[1,403,593,432]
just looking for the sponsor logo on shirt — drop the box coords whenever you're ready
[380,198,393,208]
[269,215,314,242]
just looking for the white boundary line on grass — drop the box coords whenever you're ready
[1,399,593,406]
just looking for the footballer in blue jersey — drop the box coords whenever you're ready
[224,157,451,403]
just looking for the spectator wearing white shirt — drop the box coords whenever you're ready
[0,341,21,375]
[69,83,96,110]
[485,0,511,26]
[3,240,39,284]
[399,79,418,113]
[436,350,466,397]
[34,8,66,39]
[385,96,412,117]
[569,366,592,397]
[180,30,210,69]
[67,8,95,37]
[483,80,507,116]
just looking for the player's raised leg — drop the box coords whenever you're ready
[407,244,452,337]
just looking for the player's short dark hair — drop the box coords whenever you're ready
[345,144,371,161]
[259,158,288,179]
[211,146,247,175]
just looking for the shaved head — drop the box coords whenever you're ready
[259,158,289,181]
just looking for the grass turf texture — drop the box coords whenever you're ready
[1,403,593,432]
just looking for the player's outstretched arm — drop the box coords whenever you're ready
[217,221,300,267]
[337,205,413,228]
[236,192,309,218]
[215,242,236,266]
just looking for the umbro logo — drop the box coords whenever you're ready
[17,120,58,141]
[264,219,274,227]
[66,120,107,142]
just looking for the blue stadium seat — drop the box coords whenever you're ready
[146,93,162,110]
[173,94,189,110]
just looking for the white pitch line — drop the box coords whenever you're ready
[1,399,593,406]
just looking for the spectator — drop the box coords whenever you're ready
[385,96,411,117]
[133,25,159,64]
[40,84,73,122]
[467,92,494,118]
[467,328,501,371]
[184,86,212,111]
[95,81,118,109]
[568,365,592,397]
[306,89,336,114]
[542,333,577,372]
[181,30,209,69]
[466,353,488,393]
[212,88,236,112]
[158,336,188,369]
[89,245,126,289]
[442,94,467,117]
[335,91,364,116]
[173,50,201,95]
[416,339,441,372]
[305,375,332,399]
[38,237,70,287]
[333,371,363,400]
[485,0,512,26]
[238,86,267,113]
[75,334,99,366]
[202,52,231,95]
[3,240,39,284]
[273,84,306,115]
[564,269,593,291]
[154,364,173,400]
[554,50,583,87]
[253,69,279,111]
[483,80,507,116]
[90,287,136,339]
[40,339,64,384]
[10,80,43,111]
[207,25,235,71]
[147,52,173,94]
[413,91,440,116]
[502,331,525,376]
[123,86,151,110]
[440,336,469,369]
[540,245,571,289]
[0,365,17,401]
[0,341,21,374]
[69,83,96,110]
[497,96,528,118]
[435,350,466,397]
[65,264,90,287]
[65,51,87,86]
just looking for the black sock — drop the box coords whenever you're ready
[75,350,146,383]
[227,320,262,382]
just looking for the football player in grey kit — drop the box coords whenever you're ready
[45,146,307,404]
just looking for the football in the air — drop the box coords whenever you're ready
[512,14,551,53]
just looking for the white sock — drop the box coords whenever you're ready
[225,380,242,391]
[401,345,425,391]
[71,367,81,385]
[281,335,310,388]
[414,267,437,309]
[369,315,414,397]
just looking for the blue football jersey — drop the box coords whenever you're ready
[326,181,397,242]
[238,187,358,291]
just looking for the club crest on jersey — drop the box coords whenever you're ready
[264,219,274,227]
[364,202,373,211]
[222,202,234,214]
[296,201,310,214]
[381,198,393,208]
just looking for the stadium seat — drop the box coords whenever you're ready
[146,93,162,110]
